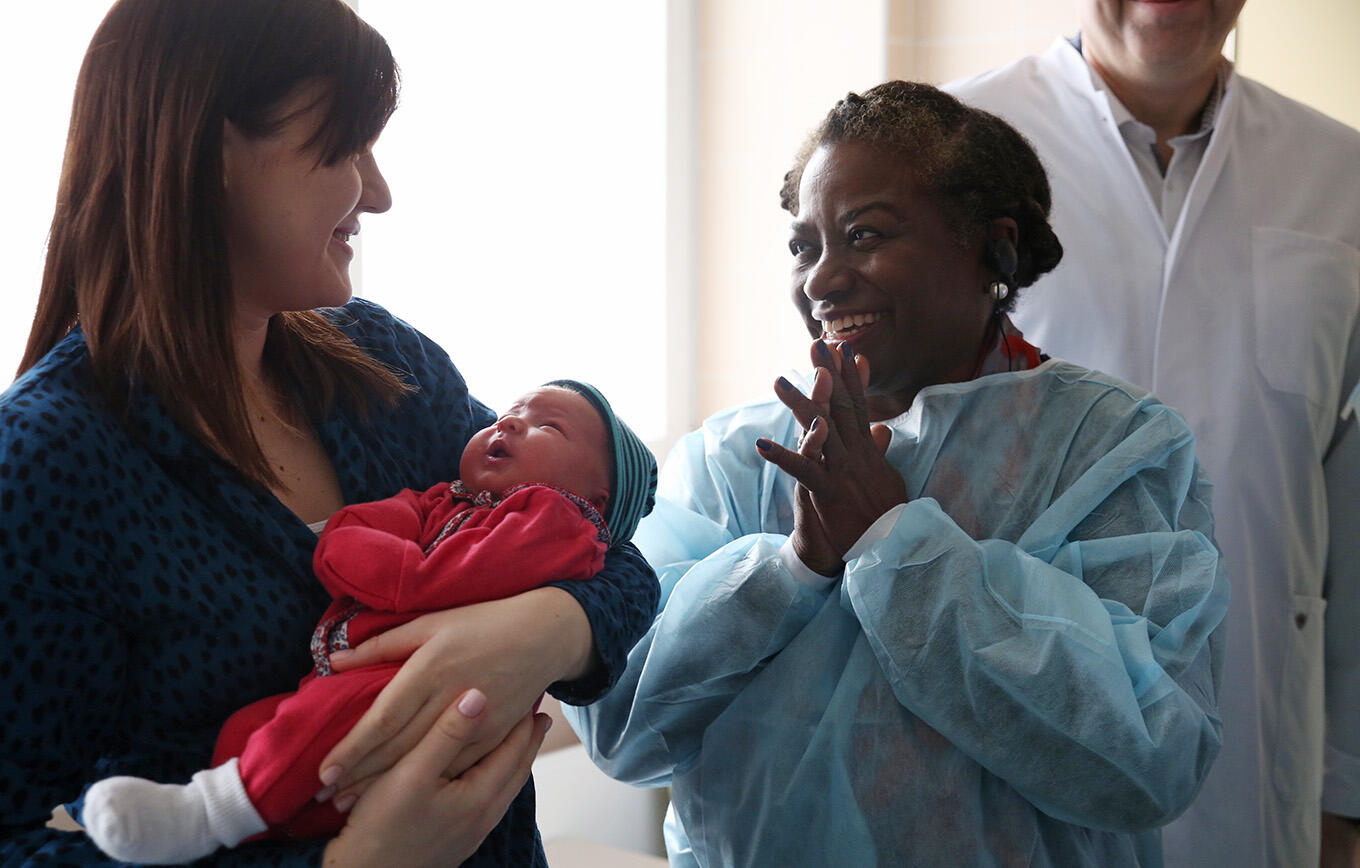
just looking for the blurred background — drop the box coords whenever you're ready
[7,1,1355,863]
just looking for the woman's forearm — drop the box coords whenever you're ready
[545,542,659,704]
[511,586,598,684]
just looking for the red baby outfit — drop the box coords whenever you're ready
[210,482,609,840]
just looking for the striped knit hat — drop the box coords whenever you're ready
[544,380,657,546]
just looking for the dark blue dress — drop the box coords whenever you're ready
[0,299,659,866]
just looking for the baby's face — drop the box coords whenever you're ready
[460,387,612,512]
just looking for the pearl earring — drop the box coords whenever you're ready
[989,281,1010,301]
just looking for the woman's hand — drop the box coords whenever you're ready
[765,363,841,575]
[790,478,842,576]
[760,340,905,555]
[322,689,551,868]
[317,587,593,803]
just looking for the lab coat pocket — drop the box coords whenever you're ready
[1251,228,1360,411]
[1272,593,1326,803]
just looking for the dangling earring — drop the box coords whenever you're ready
[988,281,1010,302]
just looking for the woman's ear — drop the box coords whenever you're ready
[985,217,1019,276]
[988,216,1019,245]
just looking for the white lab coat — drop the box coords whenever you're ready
[948,38,1360,868]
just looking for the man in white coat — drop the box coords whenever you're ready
[946,1,1360,865]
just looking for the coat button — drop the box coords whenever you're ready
[1296,613,1308,629]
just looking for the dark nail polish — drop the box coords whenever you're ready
[809,417,820,431]
[756,438,774,452]
[776,376,792,391]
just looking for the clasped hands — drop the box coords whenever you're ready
[758,340,907,577]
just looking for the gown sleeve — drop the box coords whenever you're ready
[843,404,1226,830]
[567,520,829,787]
[567,408,825,785]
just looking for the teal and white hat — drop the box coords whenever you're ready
[544,380,657,546]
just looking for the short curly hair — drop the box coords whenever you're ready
[780,81,1062,310]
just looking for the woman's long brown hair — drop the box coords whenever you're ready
[22,0,409,488]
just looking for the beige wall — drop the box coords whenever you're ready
[1236,0,1360,131]
[693,0,887,419]
[888,0,1075,83]
[688,0,1358,427]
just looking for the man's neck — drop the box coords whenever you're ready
[1090,52,1220,145]
[1088,51,1220,167]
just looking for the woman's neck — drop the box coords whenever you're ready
[866,316,999,422]
[234,310,272,388]
[865,391,915,423]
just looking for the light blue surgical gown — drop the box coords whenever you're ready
[567,360,1229,867]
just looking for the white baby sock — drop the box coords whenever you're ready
[83,757,268,864]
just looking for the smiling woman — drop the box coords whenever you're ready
[568,81,1230,867]
[221,84,393,319]
[786,143,999,418]
[779,86,1063,420]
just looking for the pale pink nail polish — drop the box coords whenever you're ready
[457,688,487,718]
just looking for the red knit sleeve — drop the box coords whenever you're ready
[316,485,606,613]
[312,484,445,605]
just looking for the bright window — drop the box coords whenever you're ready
[353,1,671,441]
[4,2,674,444]
[1,1,114,380]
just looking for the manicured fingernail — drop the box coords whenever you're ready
[329,649,353,665]
[809,417,820,431]
[334,793,357,813]
[315,784,337,803]
[756,438,774,452]
[775,376,792,391]
[457,688,487,718]
[816,339,832,358]
[319,765,343,786]
[544,716,554,732]
[841,342,854,360]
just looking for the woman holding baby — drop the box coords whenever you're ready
[0,1,657,865]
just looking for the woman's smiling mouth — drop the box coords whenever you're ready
[820,310,888,340]
[330,224,358,257]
